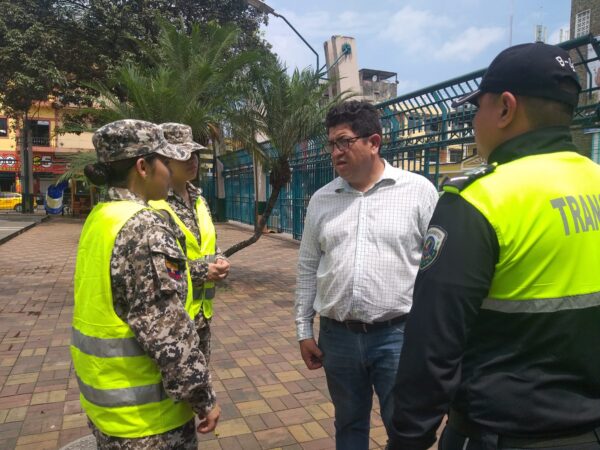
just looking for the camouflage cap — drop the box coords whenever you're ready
[93,119,190,163]
[160,123,207,157]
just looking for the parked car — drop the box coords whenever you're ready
[0,192,37,212]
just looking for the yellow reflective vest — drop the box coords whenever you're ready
[71,201,195,438]
[150,197,216,319]
[456,151,600,311]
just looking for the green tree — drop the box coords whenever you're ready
[223,59,347,257]
[0,0,269,210]
[89,20,260,144]
[0,0,269,112]
[58,20,261,188]
[0,1,66,116]
[0,0,70,211]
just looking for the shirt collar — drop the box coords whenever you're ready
[186,181,203,199]
[167,182,202,205]
[487,126,578,165]
[335,159,397,193]
[107,187,147,205]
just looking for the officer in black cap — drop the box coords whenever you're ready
[387,42,600,450]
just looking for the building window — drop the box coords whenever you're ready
[0,118,7,137]
[575,9,591,38]
[28,120,51,146]
[449,149,463,163]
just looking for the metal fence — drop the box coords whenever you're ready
[199,172,216,216]
[221,150,255,225]
[266,137,334,239]
[216,35,600,240]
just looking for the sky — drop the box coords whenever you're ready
[258,0,572,94]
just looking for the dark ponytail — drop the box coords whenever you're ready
[84,154,162,187]
[84,157,141,187]
[84,162,110,186]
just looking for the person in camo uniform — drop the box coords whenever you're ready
[70,119,220,450]
[150,122,230,364]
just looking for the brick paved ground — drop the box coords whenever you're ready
[0,218,438,450]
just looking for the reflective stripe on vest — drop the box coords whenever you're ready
[72,328,144,357]
[76,375,167,407]
[150,197,217,318]
[458,151,600,308]
[71,201,194,438]
[482,292,600,313]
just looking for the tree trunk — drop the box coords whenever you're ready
[223,181,283,257]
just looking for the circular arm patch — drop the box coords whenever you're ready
[420,226,448,271]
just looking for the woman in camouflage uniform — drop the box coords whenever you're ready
[71,119,220,450]
[151,123,230,364]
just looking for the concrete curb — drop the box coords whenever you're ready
[0,215,49,245]
[57,435,97,450]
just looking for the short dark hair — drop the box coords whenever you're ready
[325,100,382,137]
[520,97,574,128]
[519,78,578,129]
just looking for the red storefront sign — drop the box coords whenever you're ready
[0,151,67,174]
[0,153,18,172]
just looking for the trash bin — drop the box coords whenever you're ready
[45,181,69,215]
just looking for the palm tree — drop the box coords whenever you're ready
[89,20,261,145]
[58,20,262,190]
[223,59,347,257]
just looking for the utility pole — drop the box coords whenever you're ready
[509,0,514,46]
[20,113,34,213]
[244,0,320,72]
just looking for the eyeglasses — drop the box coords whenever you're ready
[326,135,370,153]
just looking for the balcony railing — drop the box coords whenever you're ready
[15,136,52,147]
[31,136,51,146]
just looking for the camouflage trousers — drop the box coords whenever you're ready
[195,314,211,364]
[90,419,197,450]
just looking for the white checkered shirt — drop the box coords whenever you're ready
[295,159,439,341]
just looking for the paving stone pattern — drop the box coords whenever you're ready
[0,218,439,450]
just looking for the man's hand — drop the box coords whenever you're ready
[207,259,230,282]
[299,338,323,370]
[196,404,221,434]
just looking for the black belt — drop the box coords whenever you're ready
[322,315,407,333]
[448,409,600,448]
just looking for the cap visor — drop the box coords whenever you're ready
[174,142,206,160]
[451,89,481,108]
[183,142,207,153]
[155,142,190,161]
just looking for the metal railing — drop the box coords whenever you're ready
[218,35,600,240]
[221,150,255,225]
[15,136,53,147]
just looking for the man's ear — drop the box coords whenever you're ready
[369,134,382,153]
[498,91,518,129]
[134,158,149,179]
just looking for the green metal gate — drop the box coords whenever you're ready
[224,35,600,240]
[222,150,255,225]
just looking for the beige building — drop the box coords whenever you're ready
[324,35,398,103]
[0,102,94,194]
[569,0,600,162]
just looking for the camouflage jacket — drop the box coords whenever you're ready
[108,187,216,416]
[166,182,224,288]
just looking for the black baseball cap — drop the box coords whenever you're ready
[452,42,582,108]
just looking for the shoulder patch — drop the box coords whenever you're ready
[442,163,496,194]
[420,226,448,271]
[165,259,183,280]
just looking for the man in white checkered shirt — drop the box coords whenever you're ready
[295,100,438,450]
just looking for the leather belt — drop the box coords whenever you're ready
[448,409,600,448]
[322,315,407,333]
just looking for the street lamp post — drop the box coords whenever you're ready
[245,0,320,72]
